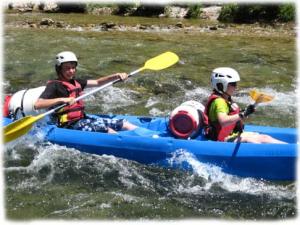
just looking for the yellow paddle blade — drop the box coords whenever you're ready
[143,51,179,71]
[3,114,45,143]
[249,89,274,104]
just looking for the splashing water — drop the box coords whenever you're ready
[167,149,295,200]
[4,139,296,219]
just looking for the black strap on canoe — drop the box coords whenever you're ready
[12,89,28,121]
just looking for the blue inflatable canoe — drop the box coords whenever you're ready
[3,114,297,181]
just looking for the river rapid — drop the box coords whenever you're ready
[3,13,297,220]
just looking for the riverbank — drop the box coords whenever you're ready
[5,12,295,38]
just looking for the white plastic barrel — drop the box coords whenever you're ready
[8,86,46,118]
[169,100,205,139]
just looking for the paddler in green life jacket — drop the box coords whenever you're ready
[34,51,137,133]
[205,67,286,144]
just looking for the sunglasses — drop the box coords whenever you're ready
[229,82,237,87]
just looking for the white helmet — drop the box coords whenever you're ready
[211,67,240,93]
[55,51,78,66]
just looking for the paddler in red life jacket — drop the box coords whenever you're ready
[34,51,137,133]
[205,67,286,144]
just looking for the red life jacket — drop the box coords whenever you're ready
[49,80,85,124]
[204,93,241,141]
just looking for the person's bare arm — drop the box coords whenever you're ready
[217,112,241,127]
[34,97,74,110]
[86,73,128,88]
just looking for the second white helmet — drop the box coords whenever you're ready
[55,51,78,66]
[211,67,240,93]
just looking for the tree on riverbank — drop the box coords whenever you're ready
[6,2,295,23]
[218,4,295,23]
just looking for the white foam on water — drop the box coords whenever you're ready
[4,34,15,43]
[49,197,97,217]
[5,133,153,190]
[145,96,160,108]
[148,107,168,116]
[84,86,138,112]
[183,86,298,119]
[168,149,296,200]
[135,43,143,47]
[184,87,211,102]
[66,26,84,32]
[168,149,211,181]
[99,203,111,209]
[2,80,10,89]
[5,146,53,190]
[5,140,85,189]
[110,191,142,204]
[4,122,47,150]
[114,158,153,189]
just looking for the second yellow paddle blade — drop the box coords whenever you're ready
[249,89,274,103]
[144,51,179,71]
[3,114,45,143]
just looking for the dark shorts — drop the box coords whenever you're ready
[71,117,124,133]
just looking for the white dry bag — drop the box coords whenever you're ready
[169,100,205,139]
[8,86,46,119]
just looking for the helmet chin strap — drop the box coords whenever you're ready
[222,85,232,99]
[215,89,231,99]
[223,91,231,98]
[216,89,232,102]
